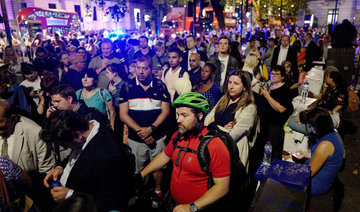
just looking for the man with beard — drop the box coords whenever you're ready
[139,92,230,212]
[133,36,155,59]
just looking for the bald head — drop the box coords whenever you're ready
[189,53,201,70]
[0,100,11,120]
[69,53,85,71]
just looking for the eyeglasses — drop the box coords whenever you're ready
[270,72,281,76]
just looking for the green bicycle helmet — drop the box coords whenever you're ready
[172,92,210,114]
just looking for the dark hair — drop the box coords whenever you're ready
[176,39,186,49]
[271,65,286,77]
[299,107,334,139]
[50,84,77,104]
[77,47,86,52]
[203,63,216,73]
[186,35,196,41]
[59,51,69,69]
[51,192,98,212]
[139,35,149,42]
[36,47,47,54]
[219,36,231,45]
[81,69,98,88]
[328,71,345,88]
[306,32,313,38]
[40,110,89,144]
[106,63,128,81]
[168,47,183,57]
[137,55,152,69]
[268,38,276,43]
[21,62,37,75]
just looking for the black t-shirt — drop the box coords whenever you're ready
[214,102,237,127]
[263,84,293,125]
[189,67,202,87]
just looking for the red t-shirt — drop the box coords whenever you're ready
[164,127,231,204]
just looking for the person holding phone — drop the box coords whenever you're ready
[205,70,257,169]
[261,65,293,160]
[294,107,344,195]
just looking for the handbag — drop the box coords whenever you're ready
[0,168,35,212]
[0,167,19,212]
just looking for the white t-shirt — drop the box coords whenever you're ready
[20,77,41,105]
[277,45,289,65]
[162,66,190,102]
[218,55,229,90]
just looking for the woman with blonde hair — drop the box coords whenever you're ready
[205,70,257,169]
[242,53,261,86]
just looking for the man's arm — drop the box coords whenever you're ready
[140,151,171,178]
[119,102,141,132]
[174,176,230,212]
[152,102,170,128]
[105,99,116,130]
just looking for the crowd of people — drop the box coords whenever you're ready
[0,19,358,212]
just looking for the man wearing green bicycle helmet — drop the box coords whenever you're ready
[140,92,230,212]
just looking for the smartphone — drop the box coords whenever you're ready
[49,180,62,189]
[282,150,290,156]
[292,153,301,162]
[292,153,299,158]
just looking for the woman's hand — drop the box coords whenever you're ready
[262,87,270,99]
[224,121,235,130]
[293,151,311,160]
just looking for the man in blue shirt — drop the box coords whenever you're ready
[119,55,170,200]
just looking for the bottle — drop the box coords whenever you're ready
[301,80,309,103]
[263,141,272,165]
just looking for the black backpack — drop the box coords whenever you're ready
[173,123,248,197]
[163,67,186,79]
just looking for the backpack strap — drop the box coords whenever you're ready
[179,68,186,78]
[197,132,218,189]
[163,67,170,79]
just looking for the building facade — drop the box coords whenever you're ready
[300,0,360,27]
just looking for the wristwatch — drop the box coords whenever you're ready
[190,202,198,212]
[151,125,157,132]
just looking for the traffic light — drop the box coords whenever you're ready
[235,7,240,18]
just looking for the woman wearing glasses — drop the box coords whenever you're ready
[261,65,294,160]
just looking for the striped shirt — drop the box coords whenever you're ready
[119,77,170,142]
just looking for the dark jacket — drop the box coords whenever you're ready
[271,45,298,82]
[65,127,129,212]
[181,49,208,71]
[304,41,321,71]
[208,54,239,88]
[60,68,83,92]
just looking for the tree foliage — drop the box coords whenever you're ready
[105,0,128,22]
